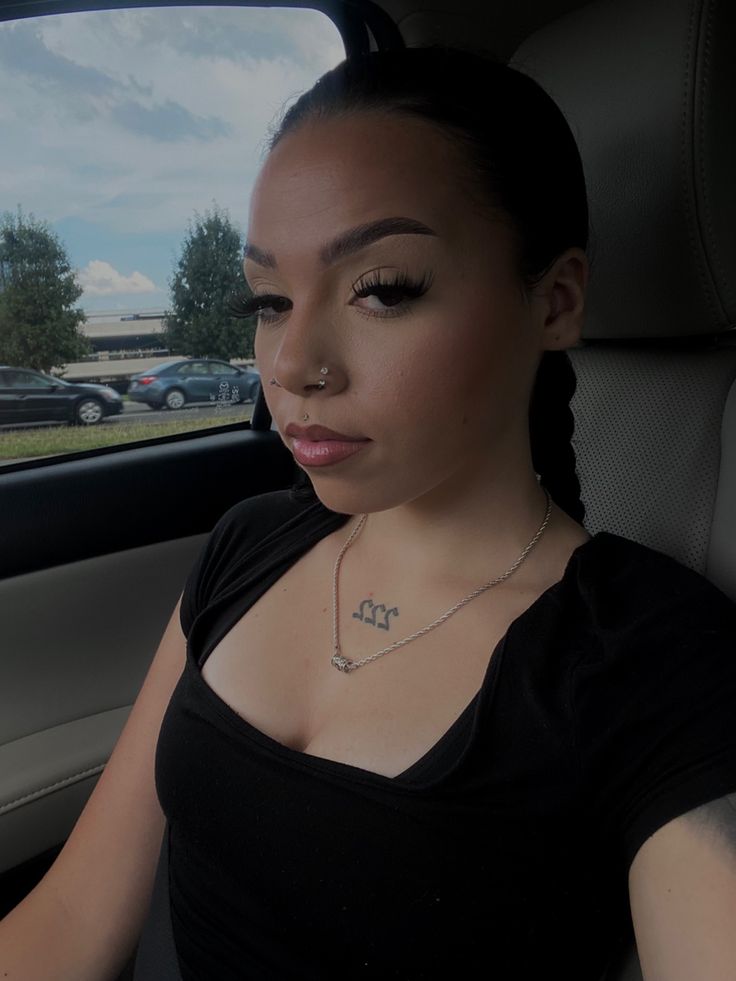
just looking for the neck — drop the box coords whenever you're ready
[346,455,558,589]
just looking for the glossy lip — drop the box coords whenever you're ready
[291,438,368,468]
[284,422,368,442]
[283,423,371,468]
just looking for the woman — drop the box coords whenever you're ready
[2,45,736,981]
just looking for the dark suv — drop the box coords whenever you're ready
[0,366,124,427]
[127,359,261,410]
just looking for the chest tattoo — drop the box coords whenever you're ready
[352,597,400,631]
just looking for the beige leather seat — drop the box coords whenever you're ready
[513,0,736,977]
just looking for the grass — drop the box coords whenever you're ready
[0,404,254,463]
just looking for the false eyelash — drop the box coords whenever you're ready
[227,270,433,321]
[227,290,290,319]
[351,269,433,301]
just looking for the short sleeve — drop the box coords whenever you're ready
[177,489,311,638]
[179,504,240,638]
[571,550,736,872]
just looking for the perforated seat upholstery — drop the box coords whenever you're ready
[512,0,736,977]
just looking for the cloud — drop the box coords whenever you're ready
[78,260,157,296]
[0,21,231,143]
[0,6,343,296]
[111,99,230,142]
[0,22,116,96]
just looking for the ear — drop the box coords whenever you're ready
[534,248,588,351]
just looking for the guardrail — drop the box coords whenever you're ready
[79,349,171,363]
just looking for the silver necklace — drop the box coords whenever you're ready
[330,489,552,673]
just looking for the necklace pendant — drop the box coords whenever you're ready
[331,653,357,673]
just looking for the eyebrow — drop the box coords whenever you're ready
[243,216,437,270]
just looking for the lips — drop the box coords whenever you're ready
[283,422,370,468]
[284,423,365,442]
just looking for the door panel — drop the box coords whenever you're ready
[0,428,295,876]
[0,374,20,426]
[175,361,212,403]
[29,379,72,423]
[0,534,209,873]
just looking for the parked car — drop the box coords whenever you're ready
[0,366,123,427]
[127,359,261,410]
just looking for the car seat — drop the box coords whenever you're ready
[511,0,736,978]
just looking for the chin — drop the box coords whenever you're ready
[304,477,379,516]
[303,469,432,517]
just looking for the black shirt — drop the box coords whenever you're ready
[149,490,736,980]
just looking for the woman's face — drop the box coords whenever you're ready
[247,112,561,516]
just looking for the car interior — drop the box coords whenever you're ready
[0,0,734,978]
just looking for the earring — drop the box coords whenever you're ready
[319,367,328,375]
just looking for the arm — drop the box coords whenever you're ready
[629,792,736,981]
[0,594,187,981]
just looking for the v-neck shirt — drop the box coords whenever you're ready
[147,489,736,980]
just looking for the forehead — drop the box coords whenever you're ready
[247,113,477,257]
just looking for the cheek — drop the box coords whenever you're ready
[254,327,283,381]
[253,328,269,369]
[253,330,280,415]
[364,304,521,430]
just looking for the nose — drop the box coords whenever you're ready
[268,308,346,396]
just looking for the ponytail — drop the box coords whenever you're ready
[529,351,585,524]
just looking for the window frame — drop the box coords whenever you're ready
[0,0,403,477]
[0,0,404,56]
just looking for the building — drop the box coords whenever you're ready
[56,310,253,390]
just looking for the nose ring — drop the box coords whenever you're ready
[271,368,327,389]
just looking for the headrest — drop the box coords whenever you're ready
[511,0,736,341]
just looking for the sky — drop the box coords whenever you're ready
[0,6,344,312]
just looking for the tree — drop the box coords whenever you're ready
[0,209,89,372]
[163,205,256,360]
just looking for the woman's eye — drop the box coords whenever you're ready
[350,271,432,318]
[356,287,409,311]
[255,296,291,324]
[229,290,291,325]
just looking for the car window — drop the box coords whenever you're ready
[175,362,209,377]
[208,363,241,376]
[4,371,58,389]
[0,5,343,468]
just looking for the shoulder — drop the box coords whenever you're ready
[179,489,342,634]
[568,533,736,875]
[211,488,324,542]
[572,531,736,642]
[201,487,344,577]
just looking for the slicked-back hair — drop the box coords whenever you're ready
[272,46,587,523]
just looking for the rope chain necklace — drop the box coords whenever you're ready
[330,489,552,673]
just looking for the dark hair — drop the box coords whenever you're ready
[270,45,587,522]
